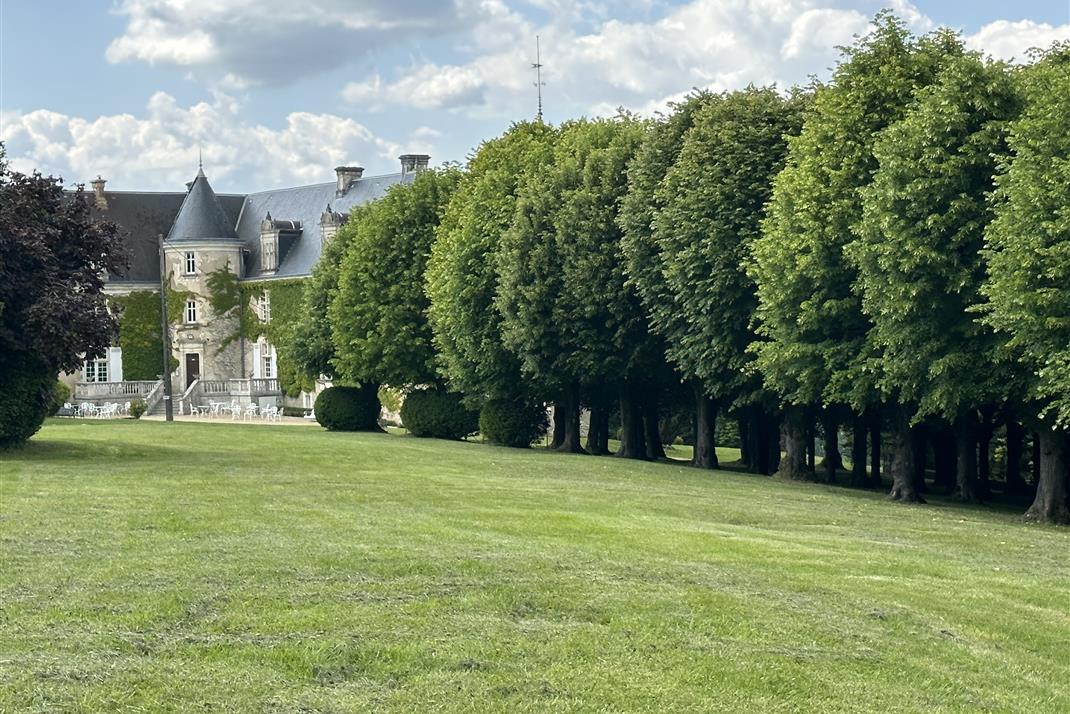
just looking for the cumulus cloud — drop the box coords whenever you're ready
[965,20,1070,62]
[105,0,485,86]
[343,0,888,118]
[0,93,403,192]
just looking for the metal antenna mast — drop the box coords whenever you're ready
[531,35,545,121]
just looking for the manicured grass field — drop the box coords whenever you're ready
[1,420,1067,712]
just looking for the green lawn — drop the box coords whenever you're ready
[1,420,1067,713]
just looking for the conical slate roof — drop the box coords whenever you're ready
[166,168,238,242]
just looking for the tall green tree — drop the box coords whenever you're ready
[329,168,460,387]
[619,92,720,466]
[291,204,367,381]
[496,117,648,455]
[750,15,962,498]
[981,44,1070,524]
[852,50,1021,503]
[650,88,805,471]
[426,121,557,407]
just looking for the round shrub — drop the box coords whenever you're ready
[0,352,53,449]
[314,385,381,431]
[129,399,147,419]
[49,380,72,416]
[400,388,478,440]
[479,398,549,448]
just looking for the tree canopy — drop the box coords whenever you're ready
[329,167,460,387]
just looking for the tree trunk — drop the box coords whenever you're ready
[850,413,868,488]
[932,423,956,494]
[820,408,843,484]
[738,416,750,466]
[617,382,646,460]
[1032,433,1041,486]
[888,405,923,502]
[805,416,816,472]
[768,413,782,473]
[977,408,994,500]
[869,410,883,489]
[585,402,610,455]
[954,411,979,503]
[550,402,565,449]
[693,388,718,470]
[556,382,586,454]
[643,395,666,461]
[1005,420,1026,497]
[1024,428,1069,524]
[776,405,811,480]
[911,422,928,495]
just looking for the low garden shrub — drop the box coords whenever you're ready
[314,385,381,431]
[479,398,549,448]
[0,352,53,448]
[49,380,72,416]
[400,388,478,440]
[129,399,147,419]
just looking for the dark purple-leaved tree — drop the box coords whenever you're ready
[0,146,126,446]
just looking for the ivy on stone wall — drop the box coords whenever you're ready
[109,289,180,380]
[240,279,312,397]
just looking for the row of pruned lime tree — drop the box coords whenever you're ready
[292,13,1069,523]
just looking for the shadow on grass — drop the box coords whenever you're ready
[10,434,218,465]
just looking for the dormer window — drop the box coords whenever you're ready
[261,235,278,272]
[184,251,196,274]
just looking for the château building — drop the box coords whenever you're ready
[69,155,430,414]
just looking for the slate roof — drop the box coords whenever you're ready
[166,169,240,243]
[90,168,408,285]
[237,171,412,280]
[87,190,244,283]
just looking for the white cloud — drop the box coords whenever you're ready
[344,0,885,119]
[343,65,488,110]
[965,20,1070,62]
[0,92,403,192]
[105,0,485,86]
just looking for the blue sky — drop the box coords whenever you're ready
[2,0,1067,192]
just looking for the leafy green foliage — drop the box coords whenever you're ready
[129,399,147,419]
[0,352,52,448]
[496,117,648,393]
[292,214,362,381]
[49,380,71,416]
[329,168,461,386]
[112,291,174,380]
[750,16,962,408]
[619,92,714,315]
[479,397,549,448]
[651,88,805,407]
[982,45,1070,427]
[427,121,557,403]
[314,385,382,431]
[241,280,313,397]
[399,388,478,440]
[852,51,1021,419]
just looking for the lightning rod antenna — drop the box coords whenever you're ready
[532,35,545,122]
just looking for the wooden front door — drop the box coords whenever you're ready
[185,353,200,388]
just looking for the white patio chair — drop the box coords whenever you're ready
[122,401,131,416]
[243,404,258,420]
[229,401,242,420]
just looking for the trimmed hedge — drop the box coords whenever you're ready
[400,388,478,440]
[0,352,53,449]
[314,385,381,431]
[479,398,549,448]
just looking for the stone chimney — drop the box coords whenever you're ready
[335,166,364,197]
[399,154,430,175]
[90,176,107,209]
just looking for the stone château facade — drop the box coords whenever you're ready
[70,155,430,413]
